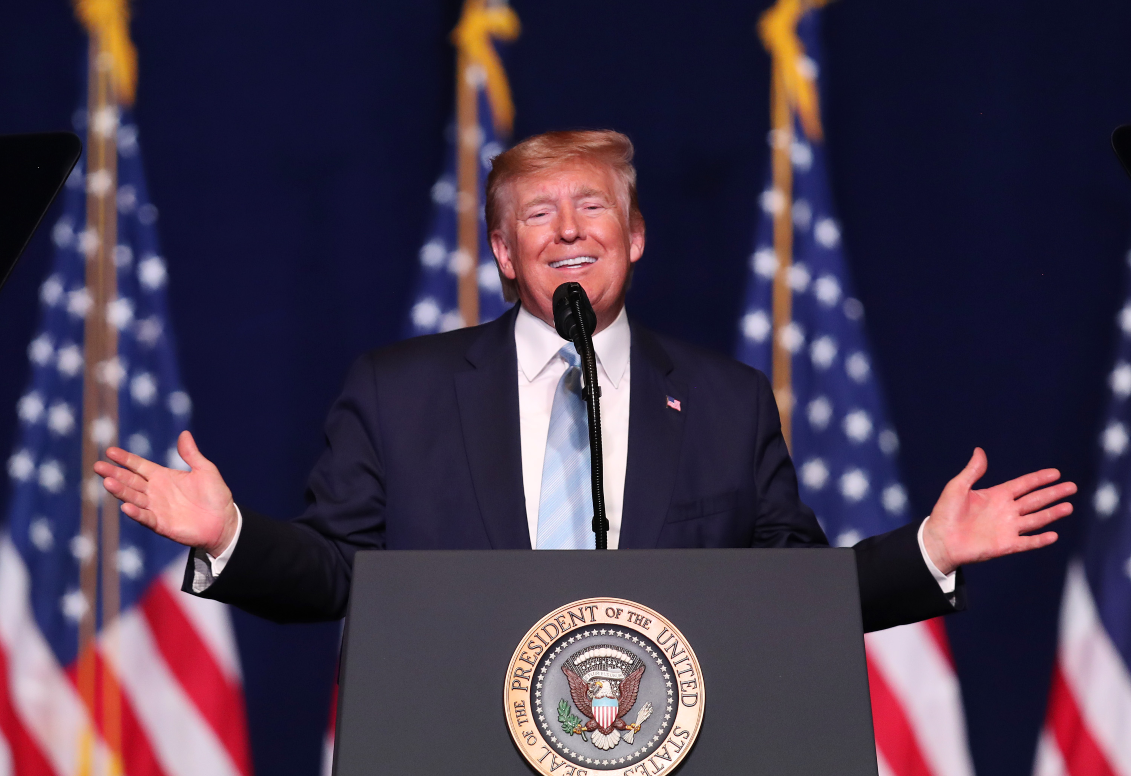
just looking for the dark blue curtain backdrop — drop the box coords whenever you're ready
[3,2,1130,774]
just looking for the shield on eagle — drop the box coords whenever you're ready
[592,697,618,730]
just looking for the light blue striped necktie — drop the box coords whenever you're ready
[536,343,595,550]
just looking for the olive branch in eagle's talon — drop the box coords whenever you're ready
[558,698,589,741]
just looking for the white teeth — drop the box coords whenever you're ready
[549,256,597,269]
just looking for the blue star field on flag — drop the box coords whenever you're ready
[1085,246,1131,670]
[4,100,191,668]
[736,9,911,546]
[404,87,510,337]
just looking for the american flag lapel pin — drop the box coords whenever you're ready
[666,395,681,412]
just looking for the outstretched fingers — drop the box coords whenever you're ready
[1017,501,1074,534]
[1015,481,1077,515]
[120,502,158,530]
[102,474,151,510]
[1003,468,1062,499]
[94,461,150,495]
[105,446,160,479]
[1009,531,1059,554]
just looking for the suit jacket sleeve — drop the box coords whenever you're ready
[747,370,964,632]
[181,354,386,622]
[854,523,966,632]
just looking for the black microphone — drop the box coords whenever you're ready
[552,282,597,345]
[1114,125,1131,181]
[551,282,609,550]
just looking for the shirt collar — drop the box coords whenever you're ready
[514,304,630,389]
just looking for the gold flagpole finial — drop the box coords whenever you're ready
[758,0,829,142]
[452,0,521,136]
[74,0,137,105]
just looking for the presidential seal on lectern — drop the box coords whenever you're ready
[505,598,704,775]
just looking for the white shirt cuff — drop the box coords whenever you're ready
[207,505,243,575]
[190,505,243,594]
[918,516,956,594]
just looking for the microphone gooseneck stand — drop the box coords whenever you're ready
[552,282,609,550]
[571,294,609,550]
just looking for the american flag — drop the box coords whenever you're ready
[738,5,974,776]
[0,66,251,775]
[1032,247,1131,776]
[404,0,519,336]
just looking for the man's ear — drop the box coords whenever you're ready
[629,223,646,264]
[490,230,517,279]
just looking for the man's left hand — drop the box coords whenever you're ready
[922,447,1076,576]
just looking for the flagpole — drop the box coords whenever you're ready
[759,0,829,451]
[74,0,137,770]
[455,16,481,329]
[75,45,101,776]
[451,0,519,329]
[81,39,123,776]
[768,66,795,450]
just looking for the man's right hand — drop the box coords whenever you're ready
[94,429,239,558]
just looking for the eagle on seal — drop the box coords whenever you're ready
[561,645,653,750]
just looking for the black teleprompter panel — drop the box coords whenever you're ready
[334,549,878,776]
[0,133,82,296]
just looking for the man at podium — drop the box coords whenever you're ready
[94,130,1075,632]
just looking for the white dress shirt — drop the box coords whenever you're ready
[200,304,953,596]
[515,304,631,549]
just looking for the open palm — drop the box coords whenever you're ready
[922,448,1076,575]
[94,430,239,557]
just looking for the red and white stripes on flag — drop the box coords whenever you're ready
[0,538,252,776]
[1033,562,1131,776]
[866,619,975,776]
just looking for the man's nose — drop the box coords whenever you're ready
[556,205,582,242]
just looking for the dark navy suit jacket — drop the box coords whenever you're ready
[186,305,962,631]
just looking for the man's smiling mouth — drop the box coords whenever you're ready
[549,256,597,269]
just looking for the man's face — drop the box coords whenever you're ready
[490,160,645,332]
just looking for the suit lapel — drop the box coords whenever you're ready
[454,306,532,549]
[619,322,687,549]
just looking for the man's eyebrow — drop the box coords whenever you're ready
[572,186,609,200]
[518,194,556,210]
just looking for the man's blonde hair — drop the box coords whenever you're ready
[485,129,645,302]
